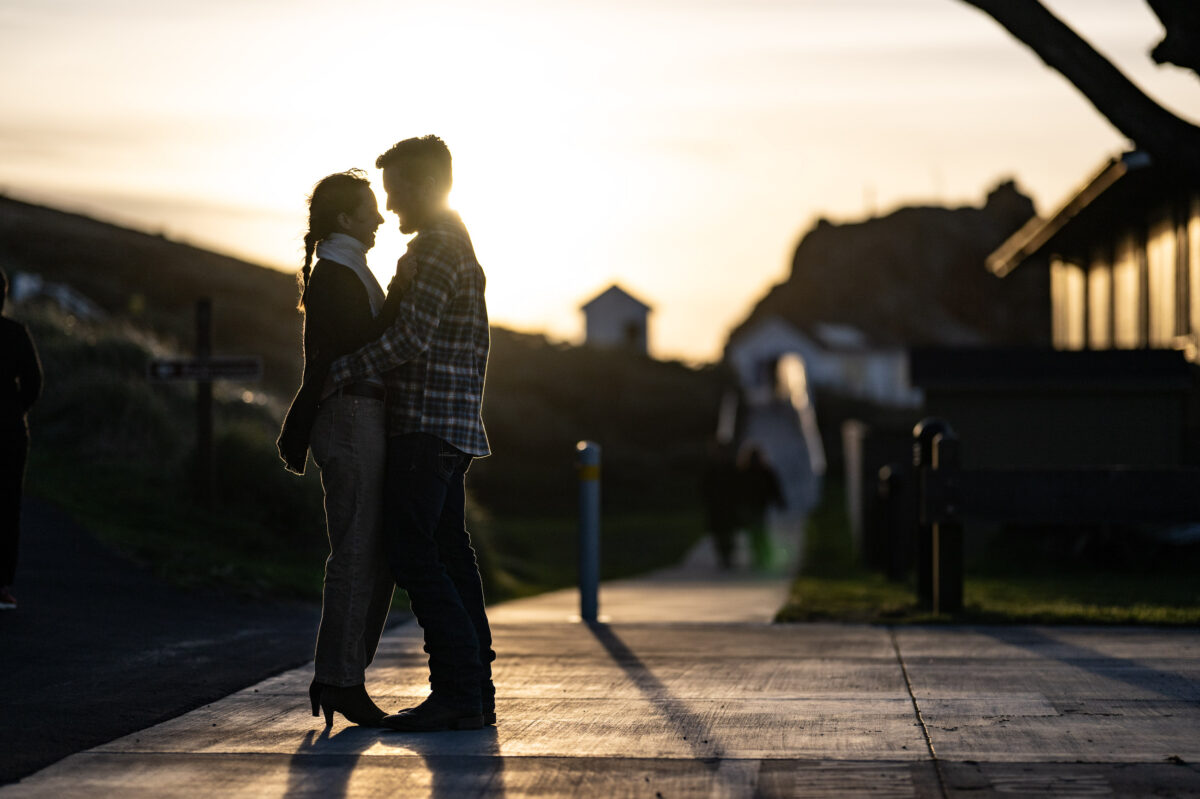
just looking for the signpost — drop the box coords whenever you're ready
[147,299,262,506]
[146,358,262,381]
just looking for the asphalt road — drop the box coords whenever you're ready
[0,499,330,785]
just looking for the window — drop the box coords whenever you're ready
[1112,231,1143,348]
[622,320,642,350]
[1147,206,1177,347]
[1087,249,1112,349]
[1051,256,1086,350]
[1190,195,1200,340]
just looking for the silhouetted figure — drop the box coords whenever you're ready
[327,136,495,732]
[700,440,740,569]
[0,268,43,610]
[277,169,398,727]
[736,444,782,570]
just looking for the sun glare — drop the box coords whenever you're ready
[247,118,632,345]
[190,0,645,345]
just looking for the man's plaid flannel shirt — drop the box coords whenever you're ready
[328,211,490,457]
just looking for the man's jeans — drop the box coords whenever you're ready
[384,432,494,708]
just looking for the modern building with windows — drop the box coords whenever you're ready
[988,151,1200,360]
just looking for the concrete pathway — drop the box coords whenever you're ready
[4,539,1200,797]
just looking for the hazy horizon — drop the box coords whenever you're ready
[2,0,1197,362]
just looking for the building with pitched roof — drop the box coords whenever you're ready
[580,284,652,355]
[989,150,1200,359]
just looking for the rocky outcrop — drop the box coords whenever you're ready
[726,180,1050,353]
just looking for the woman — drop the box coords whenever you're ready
[277,169,400,726]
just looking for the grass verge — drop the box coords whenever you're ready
[15,300,711,608]
[26,450,330,600]
[29,448,705,606]
[776,481,1200,625]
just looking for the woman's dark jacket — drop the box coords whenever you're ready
[277,259,389,474]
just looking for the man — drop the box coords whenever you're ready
[0,268,43,610]
[328,136,494,732]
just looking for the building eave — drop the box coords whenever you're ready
[987,152,1151,278]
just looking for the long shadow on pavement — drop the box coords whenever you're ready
[587,621,724,768]
[388,727,504,798]
[981,626,1200,702]
[279,719,504,798]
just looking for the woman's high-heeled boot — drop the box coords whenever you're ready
[310,680,387,727]
[309,679,324,718]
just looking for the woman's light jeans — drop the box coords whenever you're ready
[309,392,394,687]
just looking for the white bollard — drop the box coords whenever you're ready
[576,441,601,623]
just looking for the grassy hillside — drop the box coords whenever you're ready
[1,194,726,512]
[0,194,304,395]
[477,329,727,514]
[17,302,332,596]
[4,196,723,598]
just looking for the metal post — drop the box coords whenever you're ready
[931,431,964,614]
[877,463,910,581]
[195,298,214,507]
[913,418,954,612]
[577,441,601,622]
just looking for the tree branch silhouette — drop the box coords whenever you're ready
[961,0,1200,177]
[1147,0,1200,74]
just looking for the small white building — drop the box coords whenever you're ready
[581,284,652,354]
[726,315,922,408]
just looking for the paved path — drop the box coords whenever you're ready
[4,537,1200,797]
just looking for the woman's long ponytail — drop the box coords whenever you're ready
[298,232,316,310]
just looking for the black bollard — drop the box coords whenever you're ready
[877,463,912,582]
[913,418,963,613]
[930,431,964,613]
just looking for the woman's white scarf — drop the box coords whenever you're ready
[316,233,384,317]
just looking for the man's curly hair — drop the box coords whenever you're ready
[376,135,452,192]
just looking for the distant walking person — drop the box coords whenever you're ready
[700,438,740,570]
[0,268,43,610]
[737,444,782,570]
[328,136,495,732]
[277,170,402,726]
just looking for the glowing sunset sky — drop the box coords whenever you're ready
[1,0,1196,362]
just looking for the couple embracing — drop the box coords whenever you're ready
[277,135,494,732]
